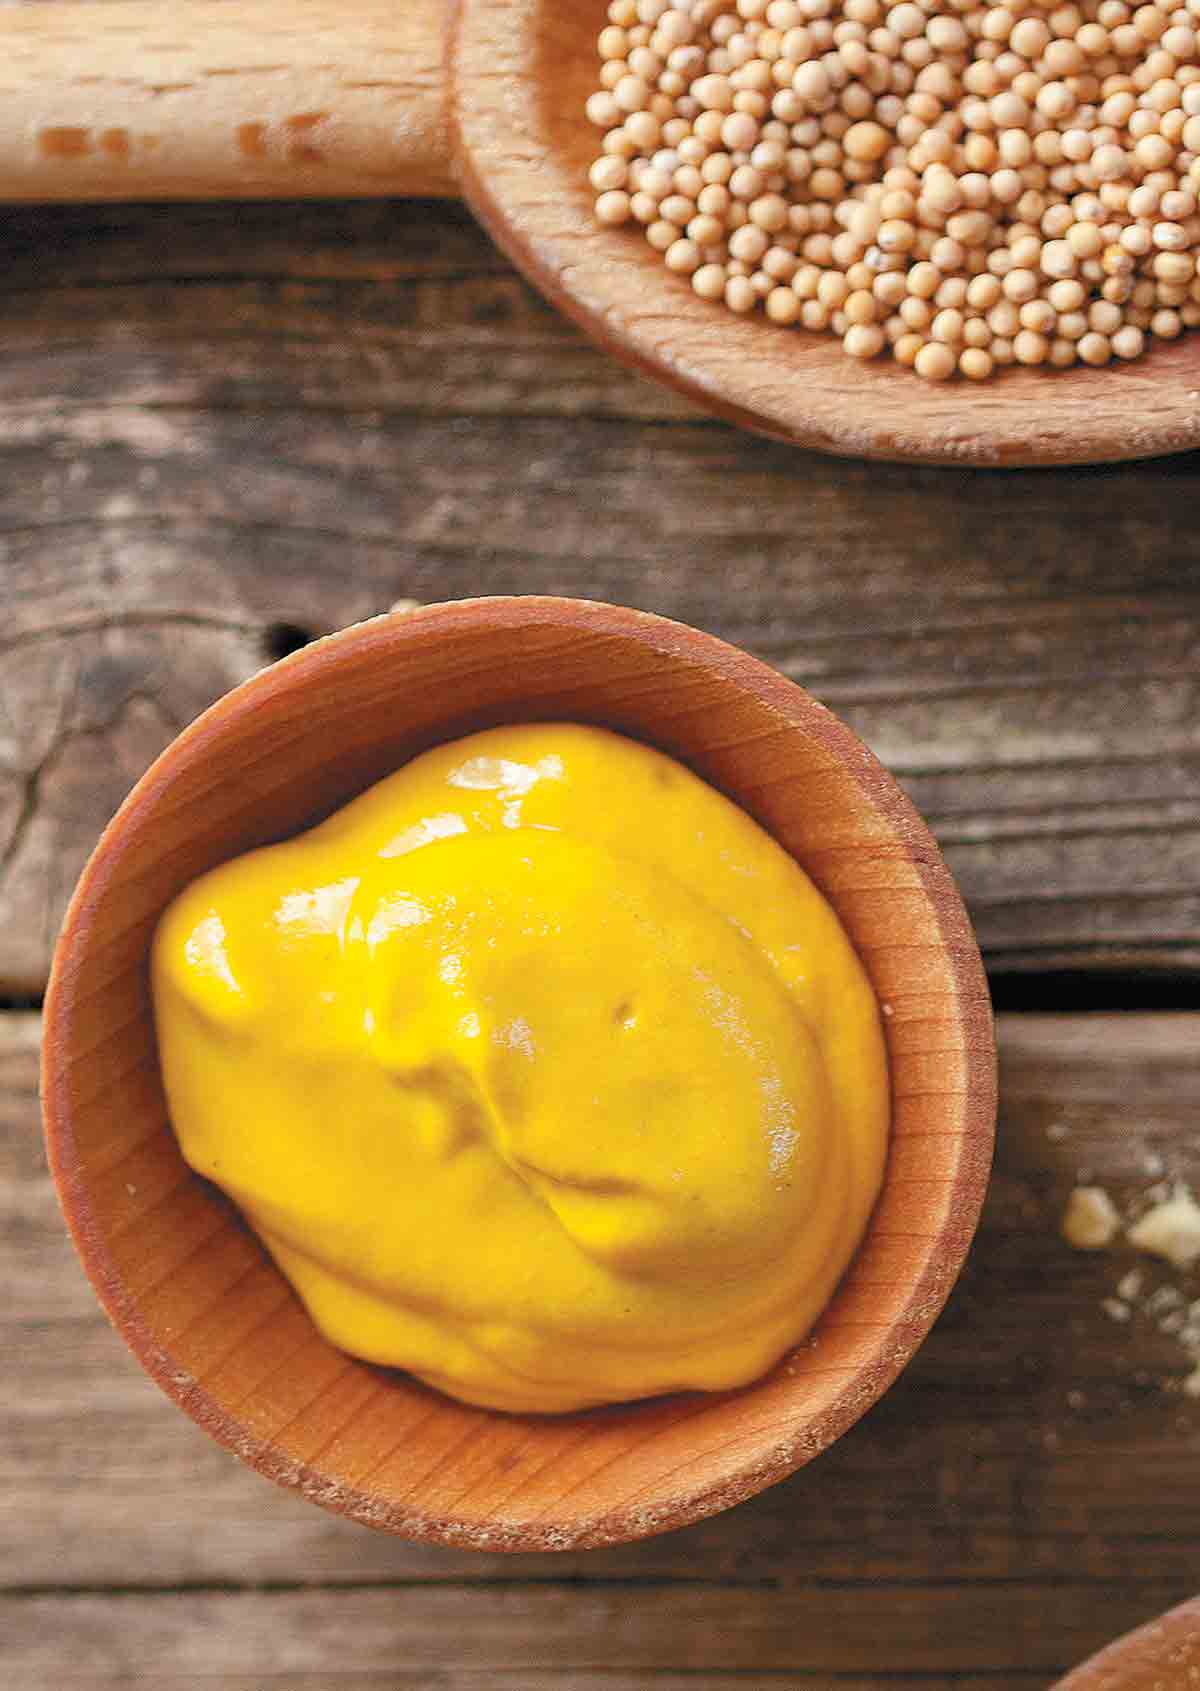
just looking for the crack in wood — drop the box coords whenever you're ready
[0,663,78,890]
[0,609,259,656]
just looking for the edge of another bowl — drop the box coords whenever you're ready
[1052,1597,1200,1690]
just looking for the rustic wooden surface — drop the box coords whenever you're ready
[7,1011,1200,1683]
[2,183,1199,1686]
[1,197,1198,993]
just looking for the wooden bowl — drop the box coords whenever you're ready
[1052,1598,1200,1690]
[42,596,995,1550]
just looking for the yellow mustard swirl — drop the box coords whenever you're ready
[153,724,888,1413]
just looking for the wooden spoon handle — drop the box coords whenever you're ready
[0,0,455,200]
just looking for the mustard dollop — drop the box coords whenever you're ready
[153,724,888,1413]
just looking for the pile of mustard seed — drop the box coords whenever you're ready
[586,0,1200,379]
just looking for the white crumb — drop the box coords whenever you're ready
[1061,1185,1122,1249]
[1145,1285,1185,1316]
[1126,1185,1200,1271]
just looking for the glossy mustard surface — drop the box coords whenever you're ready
[152,724,888,1413]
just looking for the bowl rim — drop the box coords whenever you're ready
[41,594,997,1549]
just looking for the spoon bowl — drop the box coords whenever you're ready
[449,0,1200,466]
[42,596,995,1550]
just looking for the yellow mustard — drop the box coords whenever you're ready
[153,724,888,1413]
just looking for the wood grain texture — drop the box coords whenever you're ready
[450,0,1200,466]
[39,597,994,1550]
[6,1584,1198,1683]
[0,1677,1061,1691]
[1,201,1197,991]
[0,0,453,198]
[6,1013,1200,1669]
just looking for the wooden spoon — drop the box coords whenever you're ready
[1,0,1198,465]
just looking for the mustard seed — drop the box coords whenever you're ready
[914,339,957,376]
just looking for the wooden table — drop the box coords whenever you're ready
[3,190,1199,1689]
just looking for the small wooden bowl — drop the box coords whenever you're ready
[42,596,995,1550]
[1053,1598,1200,1690]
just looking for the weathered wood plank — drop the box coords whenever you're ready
[5,1012,1200,1607]
[1,439,1198,984]
[0,1679,1044,1691]
[0,199,695,422]
[4,1582,1194,1682]
[0,204,1198,987]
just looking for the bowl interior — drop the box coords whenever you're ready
[449,0,1200,466]
[43,597,994,1549]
